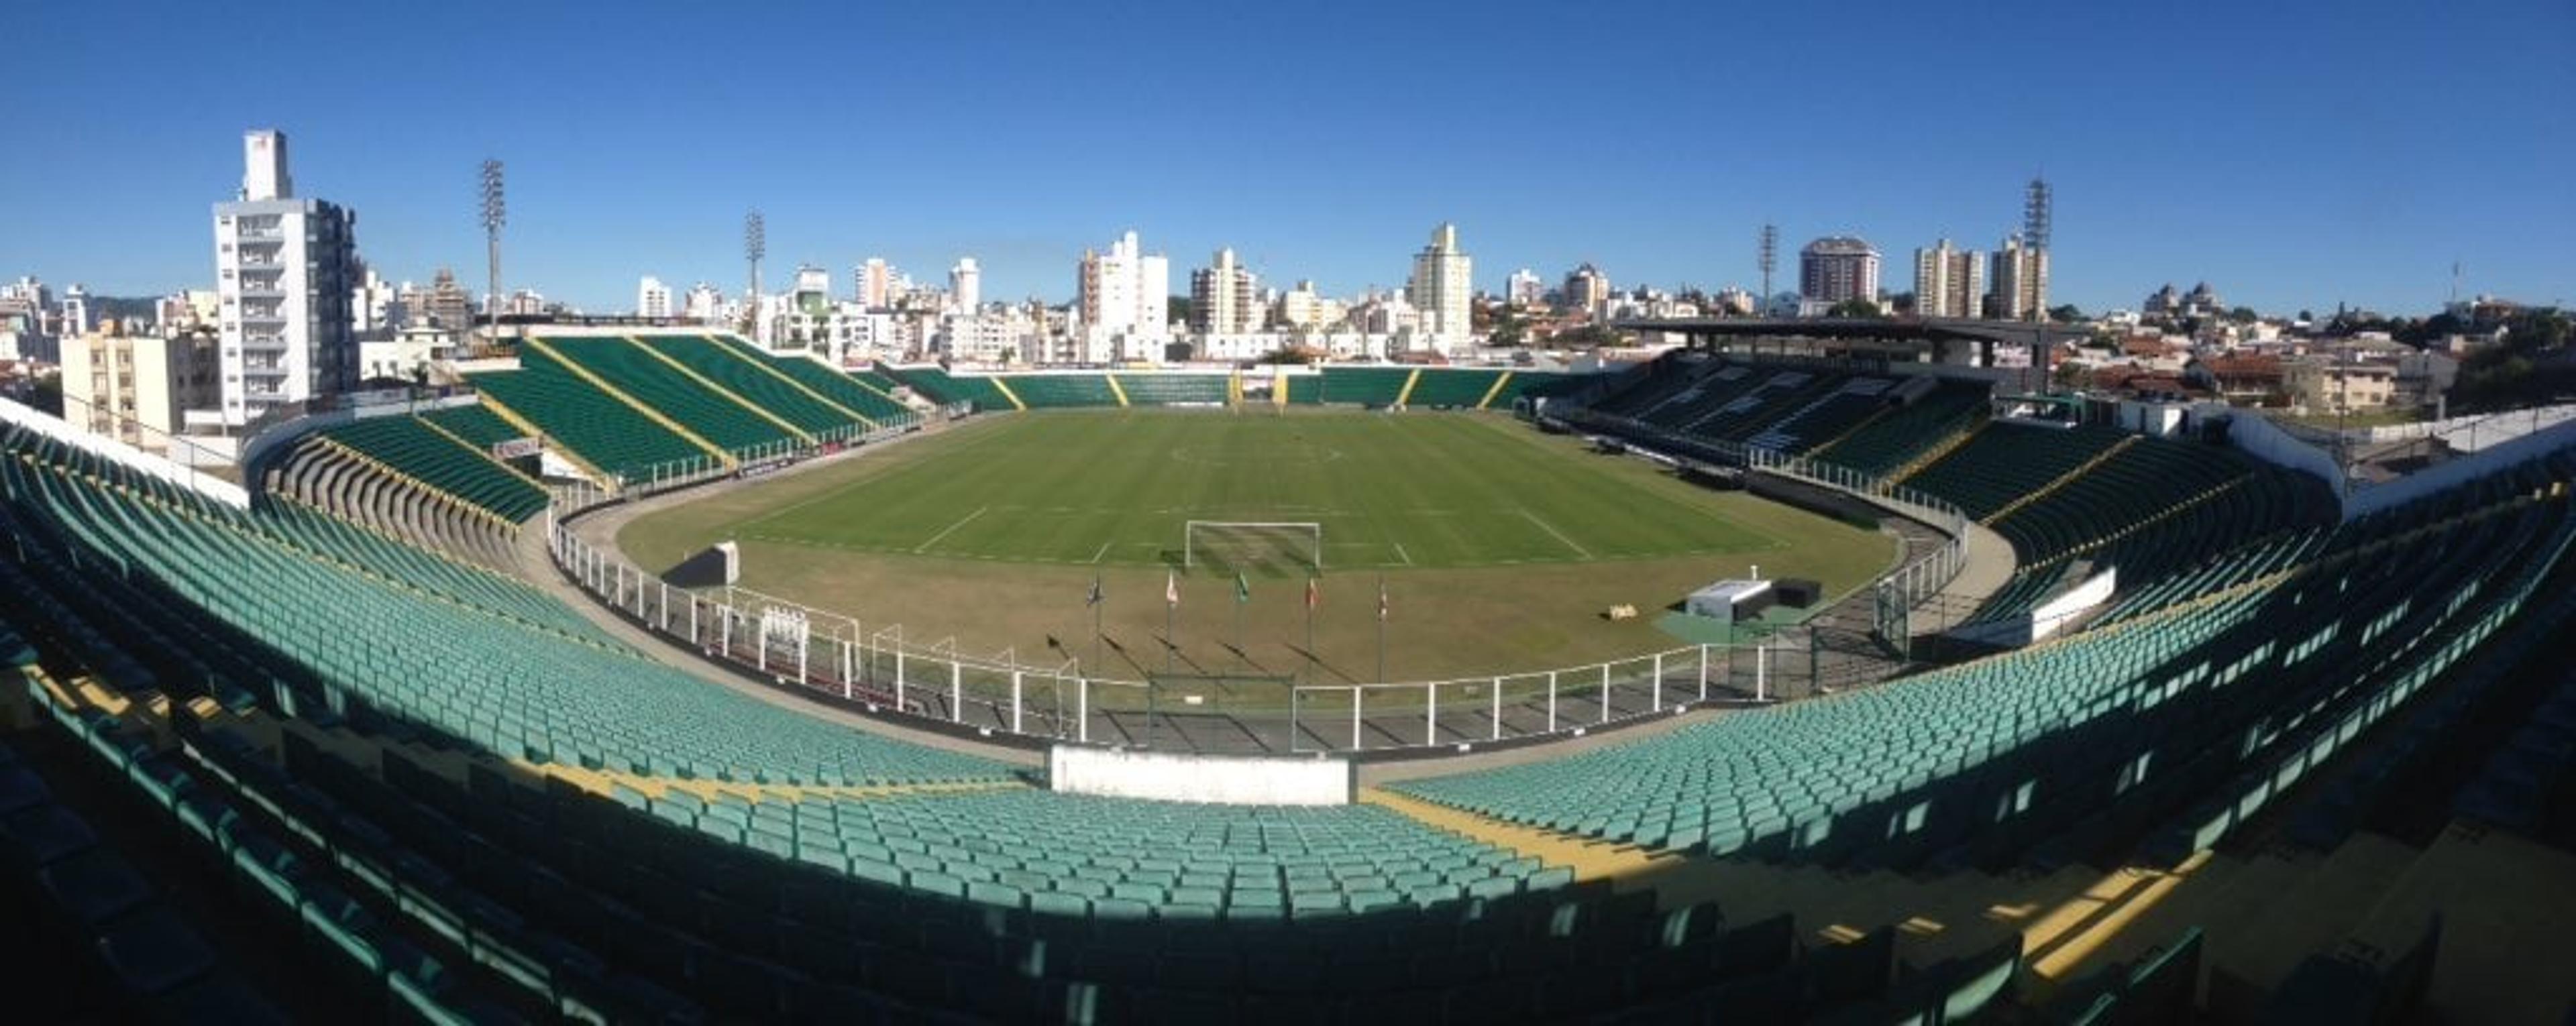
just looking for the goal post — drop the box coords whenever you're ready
[1183,521,1324,573]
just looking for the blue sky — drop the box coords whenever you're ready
[6,0,2572,316]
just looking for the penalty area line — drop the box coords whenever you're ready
[1518,508,1594,560]
[914,506,989,553]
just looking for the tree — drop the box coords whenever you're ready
[1825,298,1884,319]
[28,373,63,416]
[1888,292,1918,315]
[1559,325,1625,349]
[1165,296,1192,327]
[2048,304,2084,323]
[2226,306,2259,323]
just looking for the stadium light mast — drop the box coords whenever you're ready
[2022,176,2052,323]
[744,210,765,341]
[480,159,505,338]
[1757,223,1777,315]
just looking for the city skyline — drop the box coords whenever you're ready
[5,0,2573,316]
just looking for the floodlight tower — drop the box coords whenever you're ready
[1757,223,1777,314]
[2023,176,2051,323]
[480,160,504,333]
[744,210,765,339]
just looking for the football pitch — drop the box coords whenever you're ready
[735,410,1770,570]
[619,409,1897,682]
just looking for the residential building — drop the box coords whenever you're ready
[682,282,726,325]
[1506,268,1544,308]
[352,268,402,337]
[857,258,892,309]
[949,258,980,313]
[418,269,472,331]
[1987,235,2049,321]
[1276,280,1346,331]
[637,276,673,319]
[1077,230,1171,359]
[1406,222,1473,348]
[1911,239,1985,319]
[1189,247,1262,335]
[1562,263,1611,317]
[60,320,219,451]
[212,129,360,424]
[1799,236,1880,306]
[2284,357,2397,413]
[59,284,91,339]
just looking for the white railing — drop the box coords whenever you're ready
[540,400,1966,754]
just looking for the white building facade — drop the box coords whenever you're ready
[213,129,361,424]
[1406,223,1472,351]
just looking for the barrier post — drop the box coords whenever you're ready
[949,660,962,724]
[1077,679,1089,743]
[1351,687,1362,751]
[1697,644,1710,701]
[1491,677,1503,740]
[1012,671,1024,734]
[1599,664,1611,724]
[1652,652,1664,711]
[1547,672,1558,732]
[1426,683,1438,747]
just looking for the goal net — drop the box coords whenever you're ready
[1183,521,1323,573]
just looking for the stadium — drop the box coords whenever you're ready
[4,328,2574,1024]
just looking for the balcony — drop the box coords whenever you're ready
[241,335,288,353]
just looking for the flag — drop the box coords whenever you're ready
[1085,576,1103,607]
[1234,572,1251,604]
[1165,571,1179,607]
[1377,579,1389,622]
[1305,577,1320,611]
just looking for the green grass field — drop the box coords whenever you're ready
[737,409,1770,571]
[621,410,1896,682]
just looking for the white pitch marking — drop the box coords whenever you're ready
[1393,541,1415,566]
[1519,508,1594,559]
[914,506,989,553]
[1088,541,1112,563]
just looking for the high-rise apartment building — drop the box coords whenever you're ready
[1406,223,1472,346]
[1077,231,1171,345]
[1562,263,1611,316]
[1911,239,1985,319]
[857,258,893,309]
[1799,237,1880,306]
[949,258,980,313]
[1506,269,1544,308]
[1189,247,1262,335]
[1988,235,2050,321]
[637,276,673,319]
[212,129,360,424]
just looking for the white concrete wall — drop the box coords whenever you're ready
[2345,417,2576,520]
[1049,746,1354,805]
[0,395,250,508]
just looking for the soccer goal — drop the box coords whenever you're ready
[1183,521,1324,572]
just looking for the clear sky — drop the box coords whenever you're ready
[7,0,2572,317]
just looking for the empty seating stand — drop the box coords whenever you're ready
[311,415,546,523]
[1109,374,1230,406]
[1319,367,1415,406]
[631,334,867,435]
[883,365,1018,410]
[698,333,914,423]
[466,367,706,479]
[529,338,796,451]
[993,374,1120,408]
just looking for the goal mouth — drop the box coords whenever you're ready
[1183,520,1324,575]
